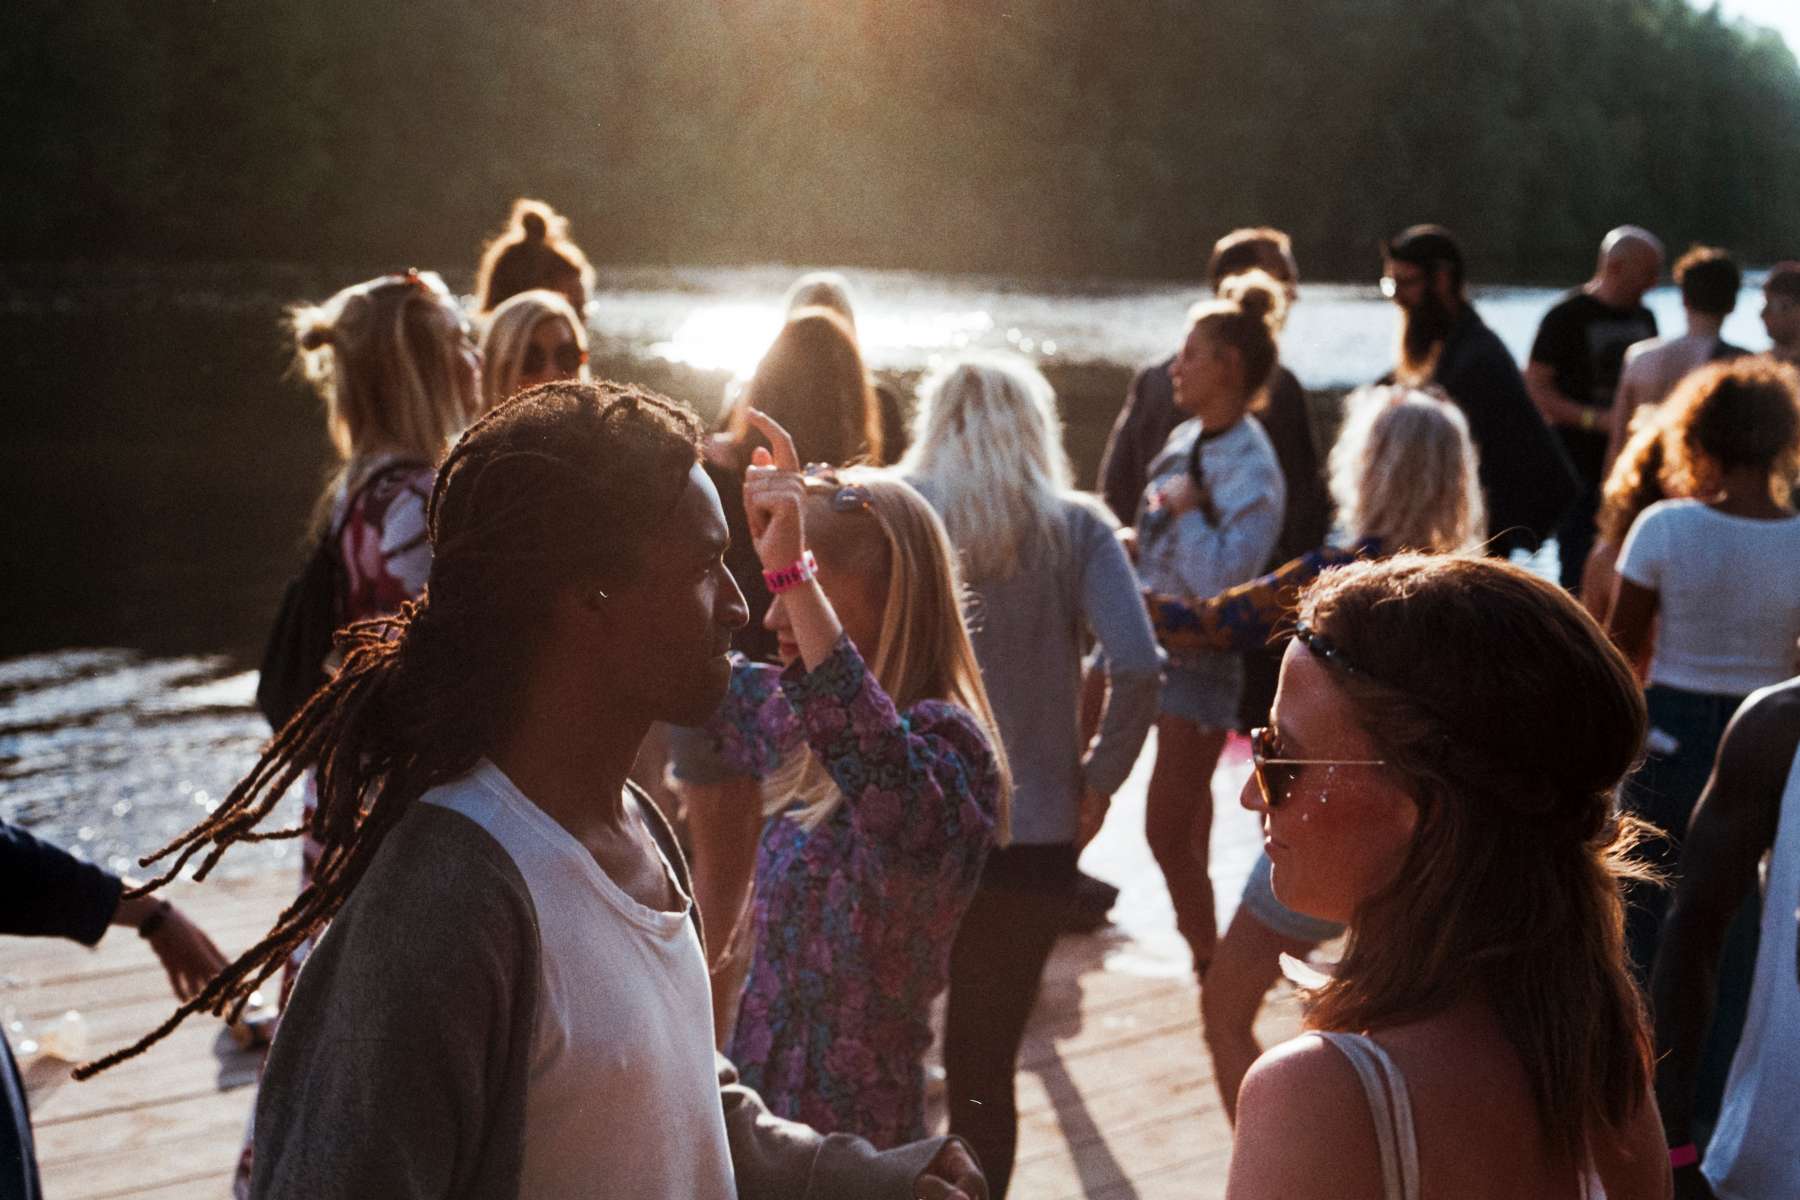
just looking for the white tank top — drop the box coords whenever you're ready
[1702,747,1800,1198]
[1318,1032,1601,1200]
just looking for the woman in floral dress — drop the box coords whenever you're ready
[708,409,1009,1147]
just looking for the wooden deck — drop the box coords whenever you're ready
[5,737,1302,1198]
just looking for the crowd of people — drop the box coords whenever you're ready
[5,196,1800,1200]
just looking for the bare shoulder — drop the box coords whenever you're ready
[1227,1035,1385,1200]
[1241,1033,1366,1108]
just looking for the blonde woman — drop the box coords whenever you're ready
[672,306,886,1042]
[1145,385,1485,1124]
[1135,274,1290,982]
[283,269,477,970]
[478,288,589,413]
[233,268,478,1195]
[287,266,479,751]
[900,352,1159,1196]
[705,410,1008,1148]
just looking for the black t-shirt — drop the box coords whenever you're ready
[1530,290,1657,481]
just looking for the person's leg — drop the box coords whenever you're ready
[1200,854,1339,1122]
[666,722,765,1044]
[681,775,762,1044]
[1146,714,1228,972]
[944,847,1075,1200]
[1621,687,1714,978]
[1555,482,1600,592]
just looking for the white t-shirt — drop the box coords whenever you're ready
[1616,499,1800,695]
[424,762,736,1200]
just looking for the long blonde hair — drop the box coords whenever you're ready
[1328,384,1486,553]
[289,271,475,468]
[765,470,1012,842]
[479,289,589,414]
[899,352,1077,583]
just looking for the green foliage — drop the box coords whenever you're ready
[3,0,1798,279]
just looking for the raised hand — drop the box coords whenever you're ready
[742,408,808,573]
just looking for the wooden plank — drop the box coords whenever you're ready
[49,1122,244,1200]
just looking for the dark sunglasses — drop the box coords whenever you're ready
[801,463,874,513]
[522,341,587,377]
[1248,725,1386,809]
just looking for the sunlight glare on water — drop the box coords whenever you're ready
[594,264,1774,387]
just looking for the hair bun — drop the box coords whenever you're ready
[1218,268,1287,330]
[1235,279,1277,323]
[520,209,548,242]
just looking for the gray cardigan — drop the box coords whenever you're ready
[251,791,949,1199]
[914,486,1162,845]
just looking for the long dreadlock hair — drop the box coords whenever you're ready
[77,380,703,1078]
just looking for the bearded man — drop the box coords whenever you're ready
[1379,224,1579,556]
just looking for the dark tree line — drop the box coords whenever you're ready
[5,0,1799,281]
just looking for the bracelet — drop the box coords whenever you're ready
[762,550,817,594]
[1668,1143,1699,1170]
[136,899,172,940]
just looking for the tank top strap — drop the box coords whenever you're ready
[1316,1032,1420,1200]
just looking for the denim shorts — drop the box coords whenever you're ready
[1160,656,1243,729]
[1239,851,1345,944]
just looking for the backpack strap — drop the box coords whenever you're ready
[340,459,433,559]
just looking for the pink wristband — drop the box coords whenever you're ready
[1668,1143,1699,1169]
[763,550,818,594]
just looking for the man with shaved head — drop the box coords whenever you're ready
[1527,226,1664,589]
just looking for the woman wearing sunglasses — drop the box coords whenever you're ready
[702,408,1009,1148]
[1227,554,1671,1200]
[478,288,590,413]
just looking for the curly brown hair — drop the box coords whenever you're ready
[1660,356,1800,503]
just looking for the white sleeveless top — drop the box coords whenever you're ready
[1702,747,1800,1198]
[1318,1032,1601,1200]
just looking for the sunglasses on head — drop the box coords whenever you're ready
[801,463,874,513]
[522,341,587,377]
[1248,725,1387,808]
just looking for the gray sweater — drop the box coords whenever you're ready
[915,487,1162,844]
[251,790,949,1199]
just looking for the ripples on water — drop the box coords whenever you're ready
[0,651,294,878]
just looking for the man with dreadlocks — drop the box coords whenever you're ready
[78,382,986,1200]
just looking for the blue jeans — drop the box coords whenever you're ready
[1622,684,1761,1134]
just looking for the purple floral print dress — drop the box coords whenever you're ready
[711,634,1000,1147]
